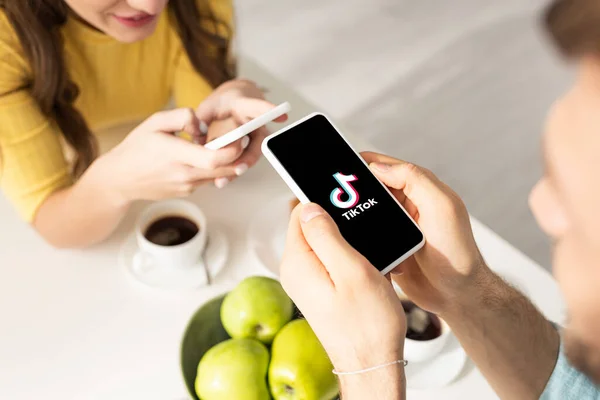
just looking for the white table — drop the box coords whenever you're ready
[0,58,566,400]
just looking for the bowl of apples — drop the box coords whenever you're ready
[180,276,340,400]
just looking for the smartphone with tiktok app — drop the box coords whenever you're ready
[261,113,425,275]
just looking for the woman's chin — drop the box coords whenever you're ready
[105,21,159,43]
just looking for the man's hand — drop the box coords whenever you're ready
[361,151,487,317]
[280,203,407,400]
[362,151,559,399]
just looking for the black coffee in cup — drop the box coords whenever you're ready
[144,216,199,246]
[401,301,442,341]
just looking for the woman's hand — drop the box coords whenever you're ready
[361,152,488,317]
[195,79,288,188]
[96,108,244,204]
[203,117,250,188]
[280,203,406,375]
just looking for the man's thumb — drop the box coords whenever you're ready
[299,203,369,280]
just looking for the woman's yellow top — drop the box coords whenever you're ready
[0,1,233,221]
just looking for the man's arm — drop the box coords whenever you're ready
[360,152,561,399]
[339,366,406,400]
[442,266,560,399]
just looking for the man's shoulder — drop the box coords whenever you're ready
[540,345,600,399]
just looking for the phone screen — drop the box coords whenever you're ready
[265,114,424,272]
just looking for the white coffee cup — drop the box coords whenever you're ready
[134,200,208,271]
[393,281,451,363]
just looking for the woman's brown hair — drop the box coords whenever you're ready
[0,0,234,177]
[544,0,600,58]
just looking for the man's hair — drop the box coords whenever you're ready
[545,0,600,58]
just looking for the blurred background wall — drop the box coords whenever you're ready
[236,0,575,269]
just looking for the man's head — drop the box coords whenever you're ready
[529,0,600,382]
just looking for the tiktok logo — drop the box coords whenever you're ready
[329,172,378,220]
[330,173,359,209]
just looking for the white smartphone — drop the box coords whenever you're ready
[261,113,425,275]
[204,101,291,150]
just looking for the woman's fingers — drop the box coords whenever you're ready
[145,108,201,136]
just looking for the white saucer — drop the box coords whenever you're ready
[119,228,228,290]
[405,333,467,390]
[247,194,293,278]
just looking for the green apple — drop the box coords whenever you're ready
[195,338,270,400]
[269,319,339,400]
[220,276,294,344]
